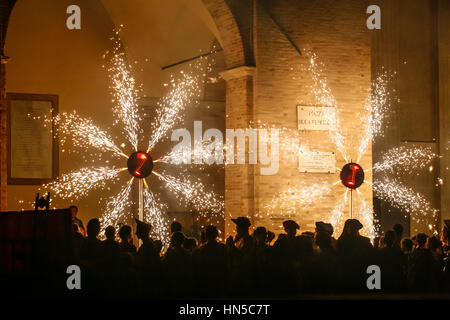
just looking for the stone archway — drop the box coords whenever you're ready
[201,0,247,69]
[201,0,257,236]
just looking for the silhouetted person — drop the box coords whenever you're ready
[336,219,373,292]
[227,217,256,297]
[401,238,413,255]
[80,218,102,262]
[336,219,372,256]
[100,226,121,295]
[154,240,163,256]
[102,226,120,264]
[271,220,302,295]
[70,205,86,237]
[193,225,228,298]
[71,223,84,262]
[135,218,161,297]
[118,225,136,254]
[427,236,444,291]
[117,225,138,298]
[315,221,336,248]
[79,218,103,296]
[253,227,271,295]
[407,233,437,293]
[378,230,406,292]
[393,224,404,249]
[266,230,275,245]
[170,221,182,234]
[162,231,194,298]
[183,237,197,252]
[311,230,337,293]
[283,220,300,239]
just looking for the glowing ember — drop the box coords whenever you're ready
[127,151,153,178]
[340,163,364,189]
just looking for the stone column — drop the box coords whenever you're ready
[220,66,256,237]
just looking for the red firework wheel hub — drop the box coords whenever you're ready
[127,151,153,178]
[340,162,364,189]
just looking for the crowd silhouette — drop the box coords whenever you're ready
[69,206,450,298]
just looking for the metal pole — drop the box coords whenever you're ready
[138,178,144,221]
[350,189,353,219]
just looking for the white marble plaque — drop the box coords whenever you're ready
[10,99,53,179]
[299,150,336,173]
[297,106,331,131]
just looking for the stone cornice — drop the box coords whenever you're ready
[219,65,255,81]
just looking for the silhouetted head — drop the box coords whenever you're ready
[205,225,218,242]
[231,217,251,236]
[171,231,185,248]
[315,231,332,251]
[69,205,78,220]
[153,240,163,254]
[283,220,300,238]
[342,219,363,236]
[253,226,267,244]
[277,233,287,242]
[373,236,381,249]
[170,221,182,233]
[315,221,333,236]
[426,236,441,251]
[183,237,197,252]
[416,233,428,248]
[105,226,115,240]
[87,218,100,238]
[200,229,207,244]
[401,238,413,253]
[266,231,275,244]
[393,224,403,238]
[383,230,396,248]
[135,218,152,240]
[119,225,132,242]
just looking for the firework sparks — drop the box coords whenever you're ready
[264,52,439,239]
[373,178,439,235]
[153,171,224,225]
[105,30,141,150]
[143,185,169,245]
[52,111,128,159]
[265,182,331,217]
[29,29,223,245]
[308,52,349,161]
[101,178,134,229]
[373,145,438,175]
[147,71,201,152]
[357,71,392,162]
[329,193,347,237]
[42,167,123,200]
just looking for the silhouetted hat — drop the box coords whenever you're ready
[315,221,334,236]
[283,220,300,230]
[231,217,251,228]
[135,218,151,234]
[349,219,363,230]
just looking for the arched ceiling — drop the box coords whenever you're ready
[100,0,222,96]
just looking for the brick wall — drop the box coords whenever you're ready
[252,0,372,235]
[218,0,372,237]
